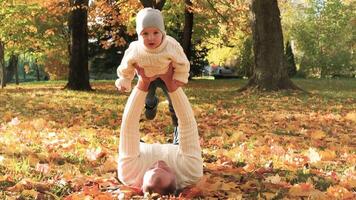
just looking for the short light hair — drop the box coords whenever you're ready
[142,177,176,195]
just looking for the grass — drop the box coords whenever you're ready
[0,78,355,199]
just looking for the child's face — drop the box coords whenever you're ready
[140,27,163,49]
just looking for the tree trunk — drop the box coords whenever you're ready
[35,59,40,81]
[65,0,92,91]
[240,0,300,91]
[0,41,5,88]
[6,54,18,84]
[182,0,193,61]
[140,0,166,10]
[15,55,19,85]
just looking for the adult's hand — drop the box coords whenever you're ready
[115,79,128,92]
[135,66,157,92]
[159,65,185,92]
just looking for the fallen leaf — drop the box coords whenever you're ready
[7,179,50,192]
[265,174,281,184]
[35,163,50,174]
[344,112,356,122]
[221,181,237,191]
[86,147,106,162]
[289,183,314,197]
[326,185,355,199]
[9,117,20,126]
[307,148,321,163]
[310,130,326,140]
[21,189,39,199]
[98,156,117,174]
[320,150,336,161]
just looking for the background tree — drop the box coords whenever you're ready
[87,0,138,78]
[7,54,19,84]
[0,41,4,88]
[285,41,297,77]
[140,0,165,10]
[65,0,91,90]
[0,0,45,86]
[190,0,250,75]
[240,36,253,78]
[182,0,193,61]
[291,0,354,78]
[241,0,300,91]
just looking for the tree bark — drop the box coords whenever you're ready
[65,0,92,91]
[140,0,166,10]
[35,59,40,81]
[6,54,18,84]
[0,41,5,88]
[14,55,19,85]
[240,0,301,91]
[182,0,193,61]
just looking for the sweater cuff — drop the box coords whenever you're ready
[116,78,132,92]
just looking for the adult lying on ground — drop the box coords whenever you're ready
[117,65,203,195]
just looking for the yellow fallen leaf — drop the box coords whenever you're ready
[2,112,13,122]
[320,150,336,161]
[21,189,38,199]
[98,156,117,174]
[221,181,237,191]
[265,174,281,184]
[263,192,277,199]
[28,154,40,167]
[228,131,244,142]
[345,112,356,122]
[289,183,328,199]
[229,193,242,199]
[310,130,326,140]
[289,183,314,197]
[31,118,47,131]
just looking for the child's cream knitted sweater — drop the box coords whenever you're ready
[118,87,203,189]
[116,35,190,92]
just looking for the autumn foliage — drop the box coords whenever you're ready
[0,79,355,199]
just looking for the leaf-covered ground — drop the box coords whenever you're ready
[0,79,355,199]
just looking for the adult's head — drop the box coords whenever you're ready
[141,160,177,195]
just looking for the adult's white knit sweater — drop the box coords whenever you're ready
[118,87,203,189]
[116,35,190,92]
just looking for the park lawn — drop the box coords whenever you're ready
[0,79,355,199]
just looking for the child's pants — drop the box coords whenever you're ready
[146,78,179,144]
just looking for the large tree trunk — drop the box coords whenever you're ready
[65,0,92,91]
[140,0,166,10]
[240,0,300,91]
[0,42,5,88]
[182,0,193,61]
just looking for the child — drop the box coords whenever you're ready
[115,7,190,144]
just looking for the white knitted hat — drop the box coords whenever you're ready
[136,8,165,35]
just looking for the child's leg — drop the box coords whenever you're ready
[145,79,159,120]
[157,79,179,145]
